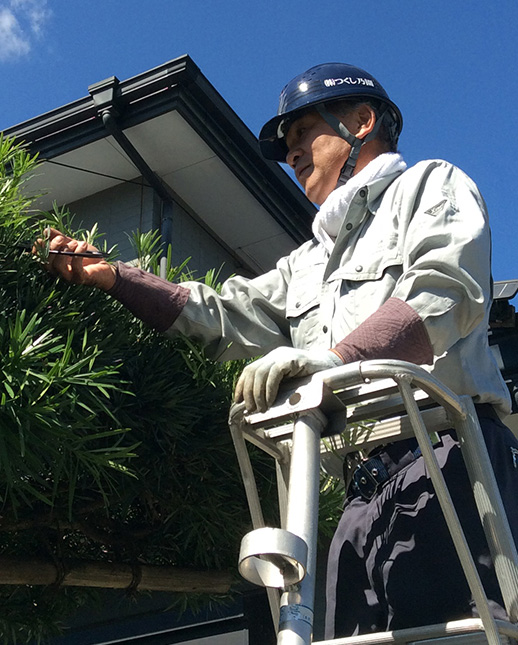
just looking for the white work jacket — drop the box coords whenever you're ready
[170,159,511,416]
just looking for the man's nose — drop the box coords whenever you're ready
[286,147,302,169]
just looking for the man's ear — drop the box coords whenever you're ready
[351,103,377,139]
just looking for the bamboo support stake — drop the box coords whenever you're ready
[0,557,233,593]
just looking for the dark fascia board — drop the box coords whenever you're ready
[3,56,194,157]
[4,54,315,244]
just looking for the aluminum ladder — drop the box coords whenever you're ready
[229,359,518,645]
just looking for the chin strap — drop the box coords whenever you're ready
[316,105,388,187]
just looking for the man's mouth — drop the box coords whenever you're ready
[296,163,312,183]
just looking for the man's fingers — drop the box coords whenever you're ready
[45,239,85,282]
[239,367,257,412]
[252,367,267,413]
[45,229,99,256]
[265,364,285,409]
[234,373,244,403]
[234,362,267,413]
[251,361,281,412]
[234,366,256,411]
[34,231,70,256]
[46,234,73,264]
[48,253,75,282]
[47,229,74,252]
[46,227,72,244]
[68,241,88,283]
[234,360,287,413]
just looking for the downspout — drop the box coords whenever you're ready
[89,77,174,279]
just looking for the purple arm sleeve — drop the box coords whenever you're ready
[331,297,434,365]
[106,261,190,332]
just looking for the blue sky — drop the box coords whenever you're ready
[1,0,517,285]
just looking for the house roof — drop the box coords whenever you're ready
[4,54,315,273]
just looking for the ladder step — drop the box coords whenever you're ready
[313,618,517,644]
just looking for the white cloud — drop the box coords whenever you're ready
[0,7,30,61]
[10,0,51,36]
[0,0,50,61]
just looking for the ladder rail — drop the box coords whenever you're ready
[228,419,281,631]
[229,359,518,645]
[396,375,501,645]
[455,396,518,622]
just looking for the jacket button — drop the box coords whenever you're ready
[355,265,363,272]
[345,223,353,230]
[323,325,328,333]
[359,189,366,198]
[295,302,301,308]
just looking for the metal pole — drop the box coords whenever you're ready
[160,200,174,280]
[229,421,281,630]
[455,396,518,623]
[278,409,327,645]
[396,376,503,645]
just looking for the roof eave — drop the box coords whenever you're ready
[5,54,315,244]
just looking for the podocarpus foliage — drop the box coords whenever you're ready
[0,138,344,643]
[0,137,250,642]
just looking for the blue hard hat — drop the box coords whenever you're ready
[259,62,403,162]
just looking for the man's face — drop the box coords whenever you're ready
[285,110,351,205]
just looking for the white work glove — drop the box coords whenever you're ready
[234,347,343,413]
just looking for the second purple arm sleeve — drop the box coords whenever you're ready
[331,297,434,366]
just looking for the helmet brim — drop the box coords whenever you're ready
[259,113,293,162]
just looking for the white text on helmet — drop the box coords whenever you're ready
[324,77,375,88]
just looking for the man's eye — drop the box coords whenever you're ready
[287,124,308,149]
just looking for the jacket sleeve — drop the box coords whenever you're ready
[169,256,293,361]
[390,161,492,357]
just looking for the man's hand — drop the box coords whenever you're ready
[234,347,343,413]
[37,228,117,291]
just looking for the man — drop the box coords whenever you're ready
[44,63,518,638]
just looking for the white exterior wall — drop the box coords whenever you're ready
[68,181,154,259]
[170,201,246,281]
[68,181,244,281]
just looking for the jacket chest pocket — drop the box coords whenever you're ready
[286,266,325,317]
[285,265,325,349]
[333,234,403,282]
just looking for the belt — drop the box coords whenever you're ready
[349,441,422,501]
[347,403,498,501]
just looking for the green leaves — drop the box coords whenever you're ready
[0,306,133,512]
[0,136,38,225]
[0,137,266,641]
